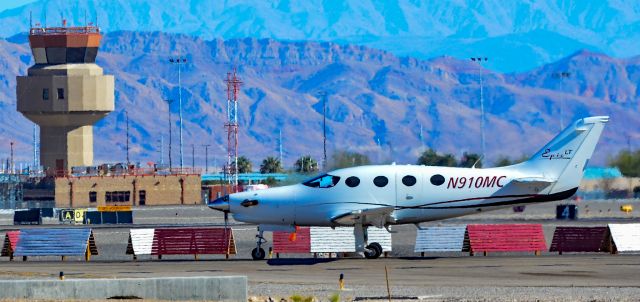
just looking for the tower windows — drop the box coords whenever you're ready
[57,88,65,100]
[42,88,49,100]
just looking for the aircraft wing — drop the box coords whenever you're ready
[510,177,556,186]
[331,206,395,227]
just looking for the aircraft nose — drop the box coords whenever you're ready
[208,194,230,212]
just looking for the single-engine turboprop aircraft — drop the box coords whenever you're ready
[209,116,609,260]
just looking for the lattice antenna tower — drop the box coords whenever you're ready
[225,70,242,190]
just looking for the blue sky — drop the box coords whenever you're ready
[0,0,35,12]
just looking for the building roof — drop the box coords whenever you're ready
[583,167,623,180]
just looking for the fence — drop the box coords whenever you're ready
[549,226,610,254]
[273,227,392,257]
[414,225,467,256]
[466,224,546,255]
[151,228,236,259]
[14,228,98,261]
[1,231,20,260]
[608,224,640,254]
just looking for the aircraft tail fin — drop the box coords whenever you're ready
[522,116,609,193]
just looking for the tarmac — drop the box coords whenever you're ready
[1,200,639,301]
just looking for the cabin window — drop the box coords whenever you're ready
[430,174,445,186]
[303,174,340,188]
[57,88,65,100]
[402,175,417,187]
[345,176,360,188]
[373,176,388,187]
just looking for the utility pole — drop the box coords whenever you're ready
[164,99,174,170]
[471,57,488,160]
[125,110,130,165]
[202,144,210,173]
[552,71,571,129]
[169,55,187,169]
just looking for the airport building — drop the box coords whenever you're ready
[53,168,202,208]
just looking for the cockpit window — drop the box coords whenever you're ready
[303,174,341,188]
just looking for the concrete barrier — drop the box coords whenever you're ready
[0,276,247,301]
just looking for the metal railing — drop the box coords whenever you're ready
[53,167,202,178]
[30,26,100,36]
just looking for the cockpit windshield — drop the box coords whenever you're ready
[302,174,341,188]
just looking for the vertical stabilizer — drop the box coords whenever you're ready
[523,116,609,193]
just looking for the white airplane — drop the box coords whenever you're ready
[210,116,609,260]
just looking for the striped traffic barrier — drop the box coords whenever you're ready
[414,225,467,257]
[14,228,98,261]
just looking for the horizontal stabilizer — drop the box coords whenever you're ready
[332,206,395,227]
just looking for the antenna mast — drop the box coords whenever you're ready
[225,70,241,191]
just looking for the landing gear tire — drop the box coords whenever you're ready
[251,247,266,260]
[364,242,383,259]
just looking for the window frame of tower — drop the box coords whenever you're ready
[57,88,65,100]
[42,88,49,100]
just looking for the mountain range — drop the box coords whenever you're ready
[0,0,639,72]
[0,31,637,169]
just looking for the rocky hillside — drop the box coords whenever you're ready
[0,31,637,169]
[1,0,640,72]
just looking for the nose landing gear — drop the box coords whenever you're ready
[251,229,267,260]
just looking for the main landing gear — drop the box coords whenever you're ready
[355,223,383,259]
[251,229,267,260]
[250,225,383,260]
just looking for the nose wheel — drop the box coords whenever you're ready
[251,247,266,260]
[252,229,267,260]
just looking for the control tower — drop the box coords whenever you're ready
[17,23,114,173]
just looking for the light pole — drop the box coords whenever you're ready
[202,144,210,173]
[191,144,195,169]
[125,110,130,165]
[32,124,37,169]
[552,71,571,129]
[471,57,488,160]
[10,141,14,174]
[169,55,187,169]
[164,99,174,170]
[159,136,164,166]
[317,91,328,171]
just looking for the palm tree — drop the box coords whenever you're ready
[294,155,318,173]
[260,156,283,174]
[234,156,253,173]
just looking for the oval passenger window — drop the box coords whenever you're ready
[345,176,360,188]
[430,174,445,186]
[373,176,389,187]
[402,175,417,186]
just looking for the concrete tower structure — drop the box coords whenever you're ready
[17,24,114,173]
